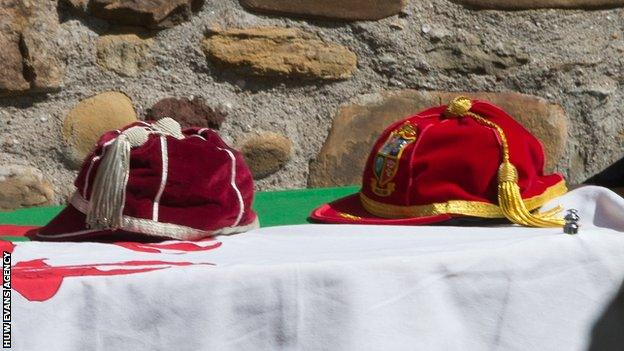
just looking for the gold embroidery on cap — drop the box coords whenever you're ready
[360,180,567,220]
[338,212,362,220]
[371,123,417,197]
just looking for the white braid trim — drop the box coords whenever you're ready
[46,192,260,240]
[152,136,169,221]
[153,117,184,139]
[217,147,245,227]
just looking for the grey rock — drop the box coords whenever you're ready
[239,132,293,179]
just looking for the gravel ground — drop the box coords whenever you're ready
[0,0,623,204]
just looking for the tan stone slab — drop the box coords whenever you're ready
[0,165,54,211]
[203,27,357,80]
[96,33,154,77]
[0,33,30,93]
[0,0,64,95]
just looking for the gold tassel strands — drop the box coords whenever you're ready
[497,161,564,227]
[445,97,564,228]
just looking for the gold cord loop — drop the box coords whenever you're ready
[445,96,473,117]
[446,97,564,228]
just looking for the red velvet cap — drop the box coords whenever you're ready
[37,118,258,241]
[311,98,567,226]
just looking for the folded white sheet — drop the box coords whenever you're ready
[9,186,624,351]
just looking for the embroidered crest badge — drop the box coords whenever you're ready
[371,123,418,197]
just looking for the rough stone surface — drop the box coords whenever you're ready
[1,0,624,205]
[240,132,292,179]
[0,0,64,95]
[0,30,29,94]
[0,165,54,210]
[81,0,205,29]
[425,40,529,77]
[62,92,138,165]
[240,0,407,21]
[146,97,226,129]
[309,90,568,187]
[203,27,357,80]
[96,33,154,77]
[451,0,624,10]
[63,0,89,11]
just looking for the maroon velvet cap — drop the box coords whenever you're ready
[37,118,258,241]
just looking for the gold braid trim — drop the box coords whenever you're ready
[359,180,567,219]
[443,97,565,227]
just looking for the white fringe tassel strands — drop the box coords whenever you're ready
[86,134,132,230]
[85,120,179,231]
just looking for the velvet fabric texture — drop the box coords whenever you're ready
[311,99,567,225]
[38,121,257,241]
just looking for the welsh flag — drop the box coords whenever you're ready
[0,227,221,302]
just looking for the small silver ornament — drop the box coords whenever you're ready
[564,209,580,235]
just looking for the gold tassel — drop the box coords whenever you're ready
[446,97,564,228]
[497,162,564,227]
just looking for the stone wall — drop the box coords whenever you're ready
[1,0,623,209]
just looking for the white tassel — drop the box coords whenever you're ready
[86,134,131,230]
[84,119,177,231]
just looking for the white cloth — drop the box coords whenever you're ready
[10,186,624,351]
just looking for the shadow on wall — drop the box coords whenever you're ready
[585,157,624,189]
[588,280,624,351]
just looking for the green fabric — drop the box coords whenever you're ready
[0,236,31,242]
[0,206,64,226]
[0,186,359,241]
[253,186,358,227]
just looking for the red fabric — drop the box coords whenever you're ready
[12,259,214,302]
[311,99,565,224]
[38,122,256,240]
[0,225,38,236]
[311,194,452,225]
